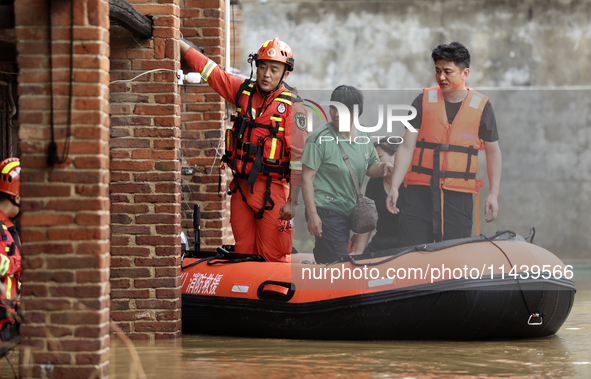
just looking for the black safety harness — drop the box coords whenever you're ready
[222,80,293,219]
[0,221,19,259]
[412,139,480,240]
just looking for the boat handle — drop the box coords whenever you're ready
[527,314,543,326]
[262,283,290,295]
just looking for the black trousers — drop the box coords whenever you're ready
[398,185,473,247]
[308,207,350,264]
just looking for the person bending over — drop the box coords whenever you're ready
[302,85,393,264]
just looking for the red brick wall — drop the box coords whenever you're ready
[15,0,111,376]
[179,0,233,250]
[109,1,182,339]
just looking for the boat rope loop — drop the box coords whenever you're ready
[524,226,536,244]
[181,248,266,271]
[206,255,265,265]
[341,247,415,267]
[181,254,222,271]
[480,232,545,326]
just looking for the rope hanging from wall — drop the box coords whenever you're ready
[47,0,75,167]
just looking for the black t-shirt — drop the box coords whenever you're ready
[409,93,499,142]
[365,177,400,237]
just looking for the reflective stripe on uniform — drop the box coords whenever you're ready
[281,92,296,98]
[289,161,302,171]
[270,116,282,122]
[242,91,251,96]
[6,276,11,299]
[0,255,9,276]
[278,127,285,132]
[1,161,19,174]
[201,60,217,82]
[269,139,278,159]
[274,98,292,106]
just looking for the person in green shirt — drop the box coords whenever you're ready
[301,85,393,264]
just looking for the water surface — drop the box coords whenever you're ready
[111,278,591,378]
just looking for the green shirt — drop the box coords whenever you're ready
[301,122,379,217]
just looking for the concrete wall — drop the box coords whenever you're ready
[240,0,591,259]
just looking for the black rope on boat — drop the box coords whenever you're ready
[340,230,519,268]
[206,255,265,265]
[331,246,420,267]
[181,254,223,270]
[489,229,517,239]
[525,226,536,244]
[181,247,266,270]
[480,233,544,325]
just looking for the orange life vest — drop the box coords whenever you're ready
[405,87,487,194]
[223,80,296,186]
[0,218,21,335]
[223,80,299,219]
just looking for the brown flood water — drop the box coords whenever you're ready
[109,292,591,378]
[1,271,589,378]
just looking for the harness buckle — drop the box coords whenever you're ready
[440,143,450,151]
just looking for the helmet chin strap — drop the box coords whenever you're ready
[8,195,19,208]
[271,67,287,93]
[8,196,20,219]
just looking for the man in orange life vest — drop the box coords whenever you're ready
[386,42,502,246]
[180,38,307,262]
[0,158,22,342]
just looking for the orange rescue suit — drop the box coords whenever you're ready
[0,211,21,337]
[183,47,307,262]
[405,87,487,194]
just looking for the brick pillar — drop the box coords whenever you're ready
[180,0,232,250]
[15,0,111,376]
[109,2,182,339]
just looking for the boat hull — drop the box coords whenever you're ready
[181,233,576,340]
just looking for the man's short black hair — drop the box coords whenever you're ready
[431,42,470,69]
[330,85,364,116]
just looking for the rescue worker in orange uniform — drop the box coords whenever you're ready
[180,38,307,262]
[386,42,502,246]
[0,158,22,342]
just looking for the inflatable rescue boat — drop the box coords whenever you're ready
[181,229,575,340]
